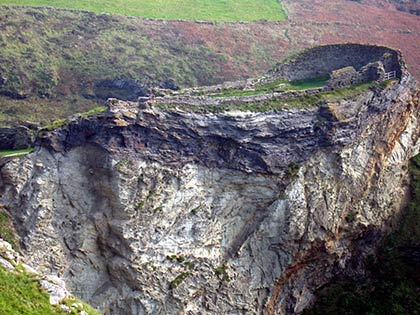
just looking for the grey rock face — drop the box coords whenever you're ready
[40,275,69,305]
[0,126,35,150]
[1,72,419,314]
[326,61,386,90]
[93,79,149,101]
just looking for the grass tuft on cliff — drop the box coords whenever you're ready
[0,0,286,21]
[0,148,33,158]
[0,209,19,251]
[303,154,420,315]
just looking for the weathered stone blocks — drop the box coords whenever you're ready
[273,43,403,81]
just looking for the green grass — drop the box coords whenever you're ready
[40,119,67,131]
[169,272,190,289]
[0,148,33,157]
[0,266,99,315]
[303,154,420,315]
[209,75,329,98]
[80,106,107,116]
[0,6,289,126]
[215,265,230,282]
[0,210,18,251]
[61,297,100,315]
[0,0,286,21]
[0,95,99,127]
[160,81,381,113]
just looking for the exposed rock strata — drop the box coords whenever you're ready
[0,48,419,315]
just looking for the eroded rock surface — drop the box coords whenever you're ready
[0,126,35,150]
[1,47,420,315]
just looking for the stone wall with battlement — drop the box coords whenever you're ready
[170,44,405,97]
[272,43,404,81]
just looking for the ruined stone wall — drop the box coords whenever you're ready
[170,44,404,97]
[148,87,324,109]
[326,61,386,89]
[273,43,403,81]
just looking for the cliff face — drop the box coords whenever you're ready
[1,48,419,314]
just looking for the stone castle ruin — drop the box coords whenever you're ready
[272,43,403,90]
[0,44,406,152]
[144,43,406,109]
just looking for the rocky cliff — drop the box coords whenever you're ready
[0,45,419,315]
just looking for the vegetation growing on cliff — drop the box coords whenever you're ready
[0,209,18,250]
[304,154,420,315]
[208,75,329,98]
[0,2,419,127]
[0,148,33,158]
[0,96,99,127]
[40,119,68,132]
[80,106,107,117]
[159,81,384,113]
[0,0,286,21]
[169,272,190,289]
[0,206,99,315]
[0,266,99,315]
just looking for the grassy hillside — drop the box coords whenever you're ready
[0,266,100,315]
[0,0,287,21]
[364,0,420,15]
[0,205,99,315]
[0,2,418,127]
[303,154,420,315]
[0,6,290,126]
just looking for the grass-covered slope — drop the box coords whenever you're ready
[0,6,224,98]
[303,154,420,315]
[0,0,286,21]
[0,267,99,315]
[0,6,290,126]
[0,205,99,315]
[0,2,418,127]
[0,206,99,315]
